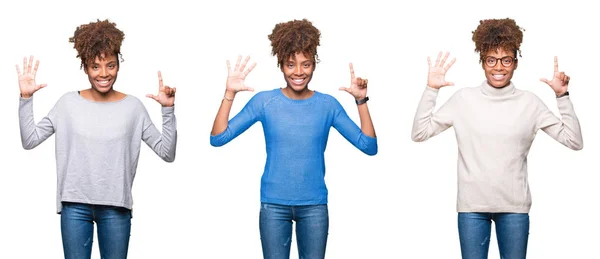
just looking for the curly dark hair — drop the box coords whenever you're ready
[68,19,125,69]
[268,19,321,68]
[472,18,524,62]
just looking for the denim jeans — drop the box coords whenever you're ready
[259,203,329,259]
[61,202,132,259]
[458,212,529,259]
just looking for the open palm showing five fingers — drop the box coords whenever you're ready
[16,56,47,98]
[226,55,256,93]
[427,52,456,89]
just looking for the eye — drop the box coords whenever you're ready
[485,58,496,65]
[502,57,513,65]
[287,64,294,69]
[303,63,311,68]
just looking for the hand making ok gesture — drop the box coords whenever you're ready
[16,55,47,98]
[146,71,176,107]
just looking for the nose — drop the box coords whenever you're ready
[493,60,503,69]
[100,67,108,77]
[294,65,302,75]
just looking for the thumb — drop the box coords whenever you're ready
[146,94,158,101]
[540,78,550,85]
[339,87,350,92]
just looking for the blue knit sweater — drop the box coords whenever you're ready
[211,89,377,205]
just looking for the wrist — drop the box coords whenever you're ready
[556,91,569,98]
[224,90,236,101]
[20,93,32,98]
[355,96,369,105]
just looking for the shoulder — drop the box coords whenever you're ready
[246,89,283,107]
[314,91,341,105]
[53,91,79,107]
[515,88,543,102]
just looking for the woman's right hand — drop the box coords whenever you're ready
[16,56,47,98]
[427,51,456,89]
[225,55,256,96]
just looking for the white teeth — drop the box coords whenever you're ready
[492,74,505,80]
[96,79,110,87]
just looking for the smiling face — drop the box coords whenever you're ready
[85,53,119,94]
[482,47,518,88]
[281,52,314,95]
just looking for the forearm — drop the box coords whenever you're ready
[19,96,54,149]
[356,103,375,138]
[543,96,583,150]
[159,107,177,161]
[211,90,236,136]
[411,86,452,142]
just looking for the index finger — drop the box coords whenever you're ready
[349,63,355,80]
[554,56,559,72]
[157,71,164,88]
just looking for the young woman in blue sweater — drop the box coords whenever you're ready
[210,19,377,259]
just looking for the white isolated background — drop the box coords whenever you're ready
[0,0,598,258]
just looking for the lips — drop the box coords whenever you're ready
[492,74,506,80]
[290,78,306,86]
[95,78,112,88]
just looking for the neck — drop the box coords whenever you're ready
[480,80,515,97]
[81,88,122,102]
[282,86,314,100]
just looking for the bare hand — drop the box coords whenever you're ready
[540,56,569,96]
[226,55,256,93]
[339,63,368,100]
[16,55,47,98]
[146,71,176,107]
[427,51,455,89]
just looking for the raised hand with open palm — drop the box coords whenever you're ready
[427,51,456,89]
[16,55,47,98]
[226,55,256,96]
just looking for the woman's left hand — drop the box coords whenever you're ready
[540,56,569,96]
[147,71,176,107]
[339,63,368,100]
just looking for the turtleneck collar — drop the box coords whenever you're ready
[479,80,516,97]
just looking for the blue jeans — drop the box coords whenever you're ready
[259,203,329,259]
[458,212,529,259]
[61,202,132,259]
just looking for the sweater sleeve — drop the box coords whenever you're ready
[536,95,583,150]
[19,96,56,150]
[331,98,377,156]
[142,106,178,162]
[411,86,457,142]
[210,94,263,147]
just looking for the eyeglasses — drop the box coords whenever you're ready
[483,56,517,67]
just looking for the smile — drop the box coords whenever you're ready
[291,78,306,85]
[96,79,112,87]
